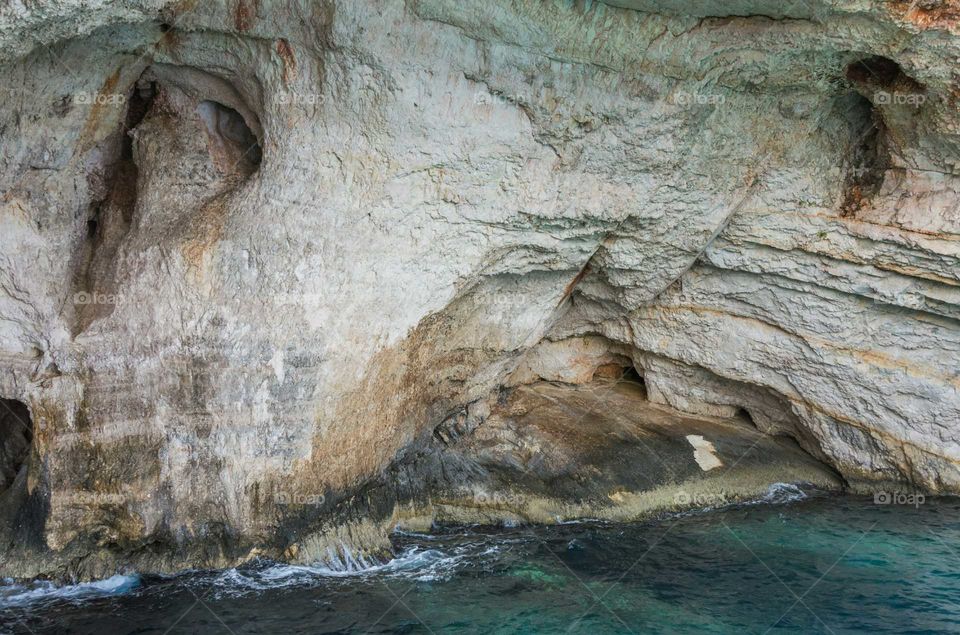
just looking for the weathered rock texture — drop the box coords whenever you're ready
[0,0,957,578]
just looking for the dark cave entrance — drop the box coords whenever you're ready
[73,77,158,335]
[0,398,33,495]
[836,91,889,216]
[839,54,926,216]
[736,407,757,427]
[619,365,644,385]
[844,55,924,93]
[592,362,647,398]
[197,100,263,176]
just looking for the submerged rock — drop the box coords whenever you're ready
[0,0,957,578]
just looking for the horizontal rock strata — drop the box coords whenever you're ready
[0,0,957,578]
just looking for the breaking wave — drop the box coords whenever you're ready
[0,484,814,608]
[208,543,488,597]
[0,574,140,609]
[670,481,813,519]
[751,482,810,505]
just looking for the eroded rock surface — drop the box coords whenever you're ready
[403,380,841,527]
[0,0,957,578]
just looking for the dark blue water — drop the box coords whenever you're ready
[3,490,959,634]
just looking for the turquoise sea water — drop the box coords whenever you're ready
[3,489,959,634]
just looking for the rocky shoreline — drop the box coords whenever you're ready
[4,374,850,580]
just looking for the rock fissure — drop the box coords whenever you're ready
[0,398,32,496]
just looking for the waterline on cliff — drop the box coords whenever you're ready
[4,495,960,633]
[0,482,820,608]
[178,482,826,596]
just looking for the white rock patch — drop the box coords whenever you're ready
[686,435,723,471]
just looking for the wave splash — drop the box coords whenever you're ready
[670,481,812,518]
[0,485,813,607]
[753,482,810,505]
[0,574,140,609]
[211,544,473,597]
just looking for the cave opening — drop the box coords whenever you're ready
[591,362,647,398]
[123,80,159,160]
[837,53,928,215]
[0,398,33,496]
[846,55,904,86]
[197,100,263,176]
[85,77,157,243]
[844,55,925,94]
[620,365,644,385]
[72,77,158,334]
[838,92,889,216]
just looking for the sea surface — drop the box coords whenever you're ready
[2,485,959,634]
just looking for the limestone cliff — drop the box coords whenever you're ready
[0,0,957,579]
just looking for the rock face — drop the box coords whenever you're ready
[0,0,957,578]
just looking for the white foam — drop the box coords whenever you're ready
[667,482,811,520]
[555,517,605,525]
[753,482,808,505]
[211,545,469,596]
[0,574,140,608]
